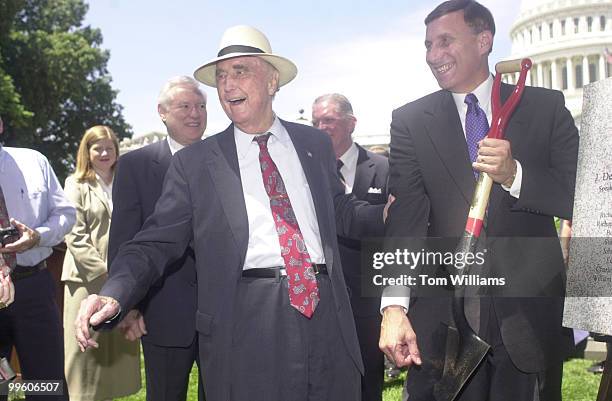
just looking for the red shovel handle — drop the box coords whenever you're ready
[461,58,532,241]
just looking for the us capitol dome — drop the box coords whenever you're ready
[505,0,612,128]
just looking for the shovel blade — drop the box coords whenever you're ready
[433,324,490,401]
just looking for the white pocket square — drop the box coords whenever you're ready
[367,187,382,194]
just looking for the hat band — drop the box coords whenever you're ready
[217,45,265,57]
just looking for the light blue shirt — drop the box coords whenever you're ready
[0,145,76,266]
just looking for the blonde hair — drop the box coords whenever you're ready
[74,125,120,183]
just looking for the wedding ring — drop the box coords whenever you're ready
[0,302,6,309]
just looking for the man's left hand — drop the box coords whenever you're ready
[473,138,517,187]
[0,219,40,253]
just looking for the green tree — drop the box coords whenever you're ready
[0,0,132,181]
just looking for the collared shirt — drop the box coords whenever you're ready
[337,143,359,194]
[235,116,325,270]
[451,74,522,198]
[167,135,186,156]
[0,146,76,266]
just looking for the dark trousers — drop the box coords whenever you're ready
[230,274,360,401]
[0,270,68,401]
[142,336,204,401]
[355,315,384,401]
[404,300,562,401]
[455,301,561,401]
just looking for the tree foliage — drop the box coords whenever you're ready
[0,0,132,181]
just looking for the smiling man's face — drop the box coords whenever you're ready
[215,56,278,134]
[425,10,491,93]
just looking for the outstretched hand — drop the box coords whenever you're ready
[379,306,422,368]
[75,294,120,352]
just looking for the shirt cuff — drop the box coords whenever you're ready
[380,285,411,314]
[501,160,522,198]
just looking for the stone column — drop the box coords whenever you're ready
[566,17,573,35]
[551,59,558,90]
[526,68,532,86]
[567,57,574,91]
[599,54,607,81]
[537,63,544,88]
[583,55,590,85]
[579,16,587,34]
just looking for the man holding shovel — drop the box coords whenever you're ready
[379,1,578,400]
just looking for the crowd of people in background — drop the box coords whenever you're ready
[0,0,590,400]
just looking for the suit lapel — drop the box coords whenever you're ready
[206,126,249,265]
[152,139,172,183]
[424,91,474,204]
[352,145,375,198]
[87,180,111,217]
[283,121,336,272]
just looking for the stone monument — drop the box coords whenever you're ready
[563,77,612,336]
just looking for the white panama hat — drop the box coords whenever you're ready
[194,25,298,88]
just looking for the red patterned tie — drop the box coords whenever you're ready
[0,184,16,271]
[254,134,319,318]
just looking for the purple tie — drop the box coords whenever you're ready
[464,93,489,177]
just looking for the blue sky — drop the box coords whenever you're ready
[84,0,520,143]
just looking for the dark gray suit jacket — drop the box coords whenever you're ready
[108,139,197,347]
[386,83,578,374]
[338,144,389,317]
[102,120,383,401]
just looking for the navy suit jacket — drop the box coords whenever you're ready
[386,83,579,373]
[101,120,384,401]
[108,139,197,347]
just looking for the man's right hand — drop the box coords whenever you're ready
[75,294,120,352]
[118,309,147,341]
[379,305,422,368]
[0,272,14,309]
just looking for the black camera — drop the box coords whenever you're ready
[0,227,19,247]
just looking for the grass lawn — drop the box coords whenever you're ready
[7,356,602,400]
[113,357,600,401]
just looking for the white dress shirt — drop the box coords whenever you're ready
[235,116,325,270]
[167,135,186,155]
[337,143,359,194]
[0,146,76,266]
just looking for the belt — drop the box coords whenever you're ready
[242,264,328,278]
[10,261,46,282]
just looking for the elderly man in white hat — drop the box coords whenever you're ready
[74,25,385,401]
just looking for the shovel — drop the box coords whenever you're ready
[433,58,532,401]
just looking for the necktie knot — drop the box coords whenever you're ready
[464,93,480,110]
[336,159,344,171]
[254,133,271,149]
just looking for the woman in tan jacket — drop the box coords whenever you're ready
[62,126,140,401]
